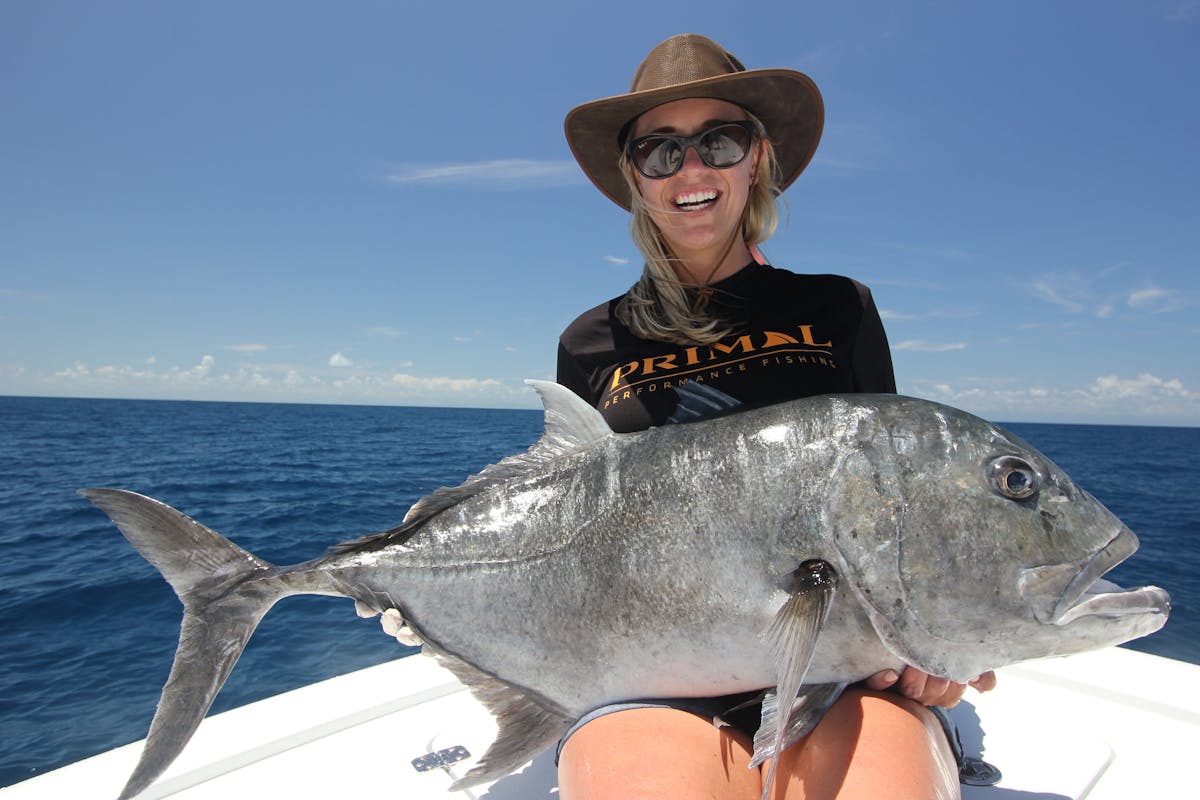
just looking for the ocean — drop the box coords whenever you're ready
[0,396,1196,788]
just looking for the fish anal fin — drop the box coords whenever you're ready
[425,647,572,788]
[757,560,838,799]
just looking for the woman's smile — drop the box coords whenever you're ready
[673,188,719,211]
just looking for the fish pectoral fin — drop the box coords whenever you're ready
[427,648,572,789]
[667,382,743,423]
[750,683,847,767]
[757,560,839,799]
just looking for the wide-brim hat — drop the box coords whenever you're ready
[565,33,824,210]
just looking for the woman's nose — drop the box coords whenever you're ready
[676,144,708,174]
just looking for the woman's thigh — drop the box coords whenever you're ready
[557,706,762,800]
[768,688,960,800]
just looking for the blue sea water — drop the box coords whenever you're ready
[0,396,1196,788]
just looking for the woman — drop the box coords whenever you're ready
[556,34,994,799]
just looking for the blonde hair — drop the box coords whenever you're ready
[617,112,782,345]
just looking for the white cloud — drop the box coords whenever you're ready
[390,373,504,393]
[226,343,268,354]
[1090,373,1194,400]
[366,326,403,338]
[909,372,1200,425]
[34,354,530,408]
[53,354,216,385]
[892,339,968,352]
[385,159,582,187]
[329,352,354,367]
[189,355,214,378]
[1127,286,1181,312]
[603,255,631,266]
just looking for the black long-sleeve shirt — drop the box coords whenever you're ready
[557,262,895,433]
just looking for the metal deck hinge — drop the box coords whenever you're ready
[412,745,472,773]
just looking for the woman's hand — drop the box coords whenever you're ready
[864,666,997,707]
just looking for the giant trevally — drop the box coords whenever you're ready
[82,381,1169,800]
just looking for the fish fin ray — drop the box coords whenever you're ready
[80,489,282,800]
[756,560,838,799]
[330,381,614,555]
[117,601,270,799]
[750,683,846,767]
[667,382,743,424]
[427,649,572,788]
[80,488,272,596]
[525,379,613,452]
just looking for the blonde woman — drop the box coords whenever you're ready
[557,34,995,799]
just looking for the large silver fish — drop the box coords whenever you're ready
[83,381,1169,800]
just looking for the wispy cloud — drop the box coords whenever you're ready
[603,255,631,266]
[880,308,977,322]
[329,352,354,367]
[888,243,977,263]
[366,326,404,338]
[1030,271,1188,318]
[1161,1,1199,21]
[1127,286,1182,312]
[385,159,583,188]
[1030,276,1087,314]
[892,339,968,352]
[866,277,946,291]
[810,122,893,173]
[226,343,268,354]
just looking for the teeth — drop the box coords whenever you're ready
[675,190,717,207]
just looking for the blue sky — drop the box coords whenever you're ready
[2,1,1197,425]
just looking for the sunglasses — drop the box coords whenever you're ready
[626,121,757,179]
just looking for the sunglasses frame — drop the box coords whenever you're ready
[626,120,757,180]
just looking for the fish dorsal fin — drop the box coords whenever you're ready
[331,381,613,554]
[401,381,610,523]
[525,379,612,455]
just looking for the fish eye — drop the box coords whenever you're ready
[988,456,1040,500]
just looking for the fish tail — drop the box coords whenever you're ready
[80,488,284,800]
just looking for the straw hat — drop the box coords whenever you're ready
[565,33,824,210]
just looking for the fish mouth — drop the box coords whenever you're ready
[1018,528,1171,626]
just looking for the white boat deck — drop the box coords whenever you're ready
[3,646,1196,799]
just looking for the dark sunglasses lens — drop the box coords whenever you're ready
[631,123,753,178]
[633,138,683,178]
[699,124,751,167]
